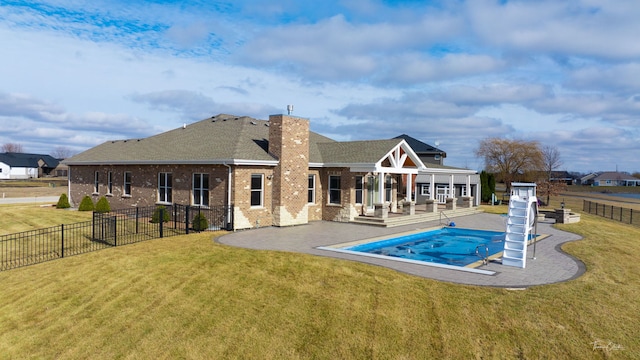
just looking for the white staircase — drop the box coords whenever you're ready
[502,183,538,268]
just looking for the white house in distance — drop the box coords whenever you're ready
[581,172,640,186]
[0,153,61,180]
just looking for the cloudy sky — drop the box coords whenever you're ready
[1,0,639,173]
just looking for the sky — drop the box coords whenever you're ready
[1,0,640,174]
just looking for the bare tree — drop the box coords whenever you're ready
[475,138,544,191]
[2,143,24,153]
[51,146,74,159]
[539,145,565,206]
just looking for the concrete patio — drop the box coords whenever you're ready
[217,213,585,288]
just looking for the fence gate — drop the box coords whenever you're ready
[93,213,117,246]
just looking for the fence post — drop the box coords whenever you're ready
[631,209,634,225]
[61,224,65,258]
[113,216,117,247]
[185,206,190,235]
[610,205,614,219]
[135,207,139,234]
[159,207,164,238]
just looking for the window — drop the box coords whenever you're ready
[158,172,172,203]
[421,184,430,196]
[193,173,209,207]
[385,175,392,202]
[308,174,316,203]
[250,174,263,207]
[355,176,363,204]
[328,175,341,204]
[107,171,113,194]
[94,171,99,193]
[123,172,132,196]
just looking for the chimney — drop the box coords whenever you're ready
[268,114,310,226]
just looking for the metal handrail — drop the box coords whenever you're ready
[440,211,453,226]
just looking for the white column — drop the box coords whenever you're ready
[406,174,412,202]
[378,172,385,202]
[466,175,471,197]
[449,174,455,198]
[429,174,434,200]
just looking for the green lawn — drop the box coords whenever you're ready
[0,199,639,358]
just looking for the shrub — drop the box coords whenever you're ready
[95,196,111,213]
[56,193,71,209]
[78,195,95,211]
[192,212,209,231]
[151,205,170,223]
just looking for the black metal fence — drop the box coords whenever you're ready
[583,200,638,226]
[0,204,233,271]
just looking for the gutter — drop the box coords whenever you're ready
[223,163,233,231]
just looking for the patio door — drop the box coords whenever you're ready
[436,185,448,204]
[366,175,379,210]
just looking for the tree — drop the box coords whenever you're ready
[540,145,564,205]
[475,138,544,191]
[78,195,95,211]
[56,193,71,209]
[51,146,74,159]
[480,170,496,203]
[2,143,24,153]
[95,196,111,213]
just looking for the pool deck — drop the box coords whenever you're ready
[217,213,585,288]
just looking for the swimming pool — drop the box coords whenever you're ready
[319,227,505,274]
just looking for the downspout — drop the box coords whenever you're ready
[223,163,233,231]
[67,166,72,206]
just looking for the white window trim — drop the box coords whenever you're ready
[123,171,132,197]
[250,174,264,208]
[107,171,113,195]
[328,175,341,205]
[420,184,430,196]
[93,171,99,194]
[308,174,316,204]
[355,175,363,204]
[193,173,210,207]
[158,172,172,204]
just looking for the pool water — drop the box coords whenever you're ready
[344,227,505,267]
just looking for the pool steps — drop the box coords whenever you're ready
[502,183,538,268]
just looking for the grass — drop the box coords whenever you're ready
[0,204,93,236]
[0,196,639,358]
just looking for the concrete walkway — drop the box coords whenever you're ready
[218,213,585,288]
[0,196,59,204]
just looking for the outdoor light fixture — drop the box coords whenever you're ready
[561,199,565,209]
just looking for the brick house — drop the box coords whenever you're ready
[64,113,476,230]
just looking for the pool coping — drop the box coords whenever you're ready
[217,213,585,288]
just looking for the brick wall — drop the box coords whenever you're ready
[68,164,228,209]
[231,166,274,229]
[268,114,310,226]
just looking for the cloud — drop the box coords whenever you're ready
[129,89,280,121]
[467,0,640,60]
[568,63,640,92]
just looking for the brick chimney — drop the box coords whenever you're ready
[268,114,310,226]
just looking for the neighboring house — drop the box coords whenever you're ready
[591,172,640,186]
[394,134,446,165]
[64,114,480,230]
[549,171,577,185]
[579,172,599,186]
[0,152,61,180]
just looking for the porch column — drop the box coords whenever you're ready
[406,173,412,202]
[378,172,385,202]
[429,174,434,200]
[449,174,455,198]
[466,175,471,197]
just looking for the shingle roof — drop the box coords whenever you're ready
[317,139,404,164]
[64,114,426,167]
[0,153,60,168]
[393,134,445,156]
